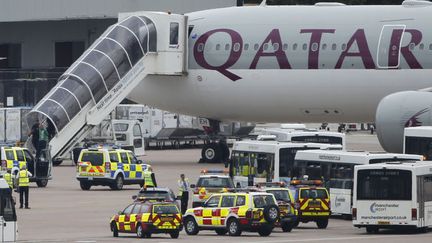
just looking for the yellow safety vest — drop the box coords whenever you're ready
[143,171,155,187]
[19,170,29,187]
[178,178,189,196]
[4,173,12,188]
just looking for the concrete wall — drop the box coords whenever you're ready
[0,19,115,68]
[0,0,237,22]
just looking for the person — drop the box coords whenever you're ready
[143,167,157,188]
[16,165,32,209]
[29,121,39,152]
[178,174,190,214]
[4,169,13,189]
[37,123,49,160]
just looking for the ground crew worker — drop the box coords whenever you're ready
[178,174,190,214]
[16,165,32,209]
[143,167,157,188]
[4,169,13,189]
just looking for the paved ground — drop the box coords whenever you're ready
[16,133,432,242]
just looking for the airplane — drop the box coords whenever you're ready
[29,0,432,162]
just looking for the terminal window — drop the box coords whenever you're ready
[55,41,85,67]
[0,44,21,68]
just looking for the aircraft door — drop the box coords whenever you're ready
[377,25,406,69]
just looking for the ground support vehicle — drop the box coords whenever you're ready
[110,198,182,238]
[0,146,51,187]
[191,169,235,207]
[289,180,330,229]
[353,161,432,233]
[76,148,149,190]
[256,182,297,232]
[0,178,17,241]
[183,191,279,236]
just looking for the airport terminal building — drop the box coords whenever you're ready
[0,0,239,107]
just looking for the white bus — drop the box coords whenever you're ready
[261,128,346,149]
[404,126,432,160]
[228,140,342,188]
[353,161,432,233]
[0,179,17,242]
[293,150,423,218]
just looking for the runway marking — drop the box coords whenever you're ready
[241,234,428,243]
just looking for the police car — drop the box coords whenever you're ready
[256,182,297,232]
[0,146,51,187]
[76,148,150,190]
[191,169,235,207]
[183,191,279,236]
[110,198,182,238]
[289,179,330,229]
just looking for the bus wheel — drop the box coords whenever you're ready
[36,179,48,187]
[366,226,378,234]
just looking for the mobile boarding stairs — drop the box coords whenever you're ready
[27,12,187,160]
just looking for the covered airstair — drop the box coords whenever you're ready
[27,12,187,159]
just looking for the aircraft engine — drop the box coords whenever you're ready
[376,91,432,153]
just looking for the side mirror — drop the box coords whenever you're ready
[190,184,196,189]
[137,160,143,164]
[132,195,137,200]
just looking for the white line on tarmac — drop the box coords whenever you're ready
[238,234,427,243]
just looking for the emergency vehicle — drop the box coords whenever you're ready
[289,179,330,229]
[256,182,297,232]
[76,148,150,190]
[191,169,235,207]
[110,198,182,238]
[183,191,279,236]
[0,146,51,187]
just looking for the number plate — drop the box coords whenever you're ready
[378,221,390,225]
[160,217,173,222]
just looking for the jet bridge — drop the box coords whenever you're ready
[27,12,187,159]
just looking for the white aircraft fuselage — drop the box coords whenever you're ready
[128,4,432,123]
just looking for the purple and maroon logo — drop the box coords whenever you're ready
[404,108,430,127]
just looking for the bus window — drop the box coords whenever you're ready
[305,162,321,179]
[357,169,412,200]
[405,137,432,160]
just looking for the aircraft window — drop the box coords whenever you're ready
[293,43,298,51]
[233,43,241,52]
[311,43,318,52]
[322,43,327,50]
[341,43,347,51]
[225,44,230,51]
[302,43,307,51]
[254,44,259,50]
[419,43,424,50]
[273,43,279,51]
[429,44,432,50]
[244,43,249,51]
[197,43,204,52]
[263,43,269,51]
[332,43,337,50]
[409,43,415,51]
[283,43,288,51]
[216,44,221,51]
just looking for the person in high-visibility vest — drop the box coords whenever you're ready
[4,169,13,189]
[177,174,190,214]
[16,165,32,209]
[143,167,157,188]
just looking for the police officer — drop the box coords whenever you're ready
[4,169,13,189]
[178,174,190,214]
[16,165,32,209]
[143,167,157,188]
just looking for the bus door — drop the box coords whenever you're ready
[0,187,17,242]
[230,151,249,188]
[417,176,425,227]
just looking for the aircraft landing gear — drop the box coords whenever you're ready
[200,141,229,163]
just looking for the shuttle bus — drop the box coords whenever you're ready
[293,150,422,218]
[353,161,432,233]
[261,128,346,150]
[228,140,342,188]
[0,179,17,242]
[404,126,432,160]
